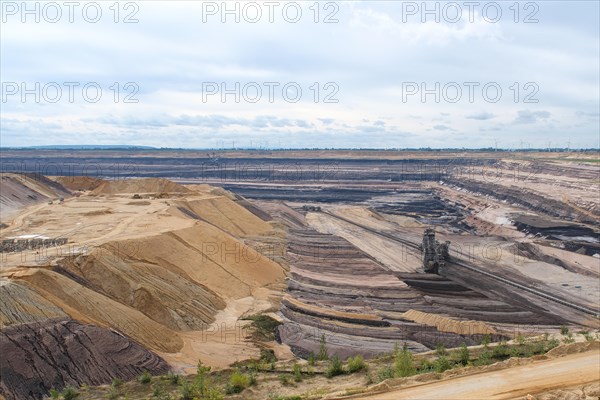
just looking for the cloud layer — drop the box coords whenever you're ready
[1,1,598,148]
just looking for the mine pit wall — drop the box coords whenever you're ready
[444,178,598,225]
[440,262,598,329]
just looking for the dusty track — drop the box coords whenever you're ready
[354,350,600,400]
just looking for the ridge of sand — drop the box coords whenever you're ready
[91,178,190,195]
[402,309,497,336]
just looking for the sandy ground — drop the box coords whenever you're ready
[1,180,287,370]
[358,350,600,400]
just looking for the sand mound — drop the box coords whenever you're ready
[53,176,105,191]
[56,246,226,331]
[402,309,496,336]
[172,196,273,237]
[124,222,285,299]
[0,173,70,221]
[13,268,183,353]
[0,318,169,400]
[0,280,68,327]
[91,178,190,195]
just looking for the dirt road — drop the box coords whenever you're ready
[358,350,600,400]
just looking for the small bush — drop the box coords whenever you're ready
[418,359,435,373]
[458,343,470,366]
[394,344,416,377]
[138,371,152,384]
[228,370,251,393]
[260,349,277,364]
[307,353,316,366]
[434,356,452,373]
[244,315,281,341]
[326,356,344,378]
[562,333,575,344]
[111,378,123,388]
[107,385,119,400]
[377,366,394,382]
[492,341,510,359]
[49,389,60,400]
[166,372,180,385]
[481,335,491,347]
[61,386,79,400]
[292,363,303,382]
[180,381,195,400]
[560,325,569,335]
[474,350,492,366]
[318,334,329,361]
[346,355,367,373]
[278,374,291,386]
[435,343,446,357]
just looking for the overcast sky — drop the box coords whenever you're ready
[1,1,599,149]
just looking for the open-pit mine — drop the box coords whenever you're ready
[0,150,598,400]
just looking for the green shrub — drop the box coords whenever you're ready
[434,356,452,373]
[326,356,344,378]
[560,325,569,335]
[228,370,251,393]
[244,314,281,341]
[318,334,329,361]
[307,353,316,366]
[260,349,277,364]
[278,374,291,386]
[394,344,416,377]
[49,389,60,399]
[481,335,491,347]
[109,378,122,389]
[492,341,510,359]
[107,385,119,400]
[458,343,470,366]
[474,350,492,366]
[166,372,180,385]
[418,359,434,373]
[138,371,152,384]
[377,366,394,382]
[435,343,446,357]
[180,381,195,400]
[292,363,303,382]
[562,333,575,344]
[346,355,367,373]
[61,386,79,400]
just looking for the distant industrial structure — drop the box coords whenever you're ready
[422,228,450,274]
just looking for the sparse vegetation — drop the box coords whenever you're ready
[61,386,79,400]
[377,365,395,382]
[560,325,569,335]
[346,355,367,373]
[278,374,291,386]
[394,343,416,377]
[138,371,152,384]
[325,356,344,378]
[457,343,470,366]
[226,370,253,394]
[292,363,303,382]
[111,378,123,388]
[434,356,452,373]
[244,314,281,341]
[318,334,329,361]
[45,334,580,399]
[435,343,446,357]
[166,371,181,385]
